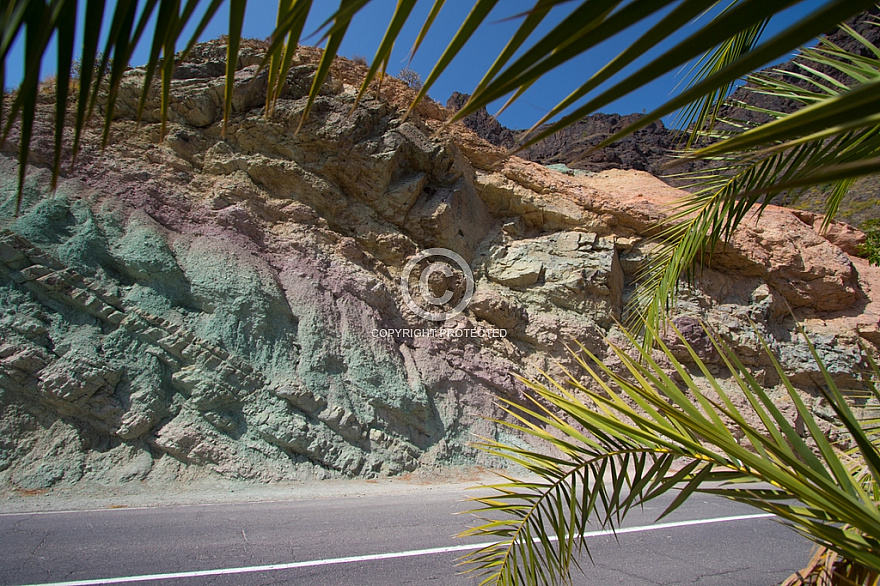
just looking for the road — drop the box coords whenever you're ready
[1,482,814,586]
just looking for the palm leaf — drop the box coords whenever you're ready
[3,0,876,218]
[222,0,246,137]
[0,0,263,205]
[453,0,675,124]
[94,0,155,149]
[352,0,418,111]
[686,77,880,158]
[69,0,106,163]
[51,0,76,188]
[520,0,874,152]
[3,1,63,213]
[136,0,175,127]
[179,0,224,58]
[468,0,560,100]
[631,19,880,329]
[672,14,768,147]
[407,0,444,61]
[294,0,361,133]
[463,319,880,585]
[404,0,500,118]
[264,0,310,116]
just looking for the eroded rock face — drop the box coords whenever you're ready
[0,40,878,488]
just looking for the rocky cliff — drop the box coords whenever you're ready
[1,40,878,489]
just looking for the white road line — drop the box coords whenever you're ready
[15,512,775,586]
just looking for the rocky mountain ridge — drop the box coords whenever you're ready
[0,39,878,489]
[446,92,681,178]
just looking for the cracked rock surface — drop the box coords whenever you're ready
[0,39,878,487]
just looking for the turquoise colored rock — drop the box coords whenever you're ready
[0,40,876,488]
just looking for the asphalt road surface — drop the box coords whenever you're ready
[1,483,814,586]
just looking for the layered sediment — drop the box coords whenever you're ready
[1,40,878,489]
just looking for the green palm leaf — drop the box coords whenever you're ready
[70,0,107,163]
[294,0,359,132]
[406,0,444,61]
[352,0,418,111]
[524,0,874,152]
[453,0,675,124]
[263,0,309,116]
[94,0,153,149]
[631,19,880,331]
[462,319,880,585]
[222,0,246,137]
[672,16,768,147]
[687,77,880,157]
[51,0,75,188]
[403,0,499,118]
[3,0,67,213]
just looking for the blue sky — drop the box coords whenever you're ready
[5,0,838,129]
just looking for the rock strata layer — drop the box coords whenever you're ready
[0,40,878,488]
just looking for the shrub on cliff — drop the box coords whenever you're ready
[862,219,880,266]
[397,66,423,90]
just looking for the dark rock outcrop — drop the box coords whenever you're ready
[447,92,517,150]
[445,94,683,177]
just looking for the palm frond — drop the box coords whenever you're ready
[498,0,874,153]
[672,12,768,147]
[51,0,75,188]
[462,319,880,585]
[631,18,880,330]
[222,0,246,137]
[685,77,880,158]
[94,0,153,149]
[2,0,65,214]
[70,0,109,163]
[263,0,310,117]
[403,0,500,119]
[405,0,444,60]
[351,0,418,112]
[462,0,727,130]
